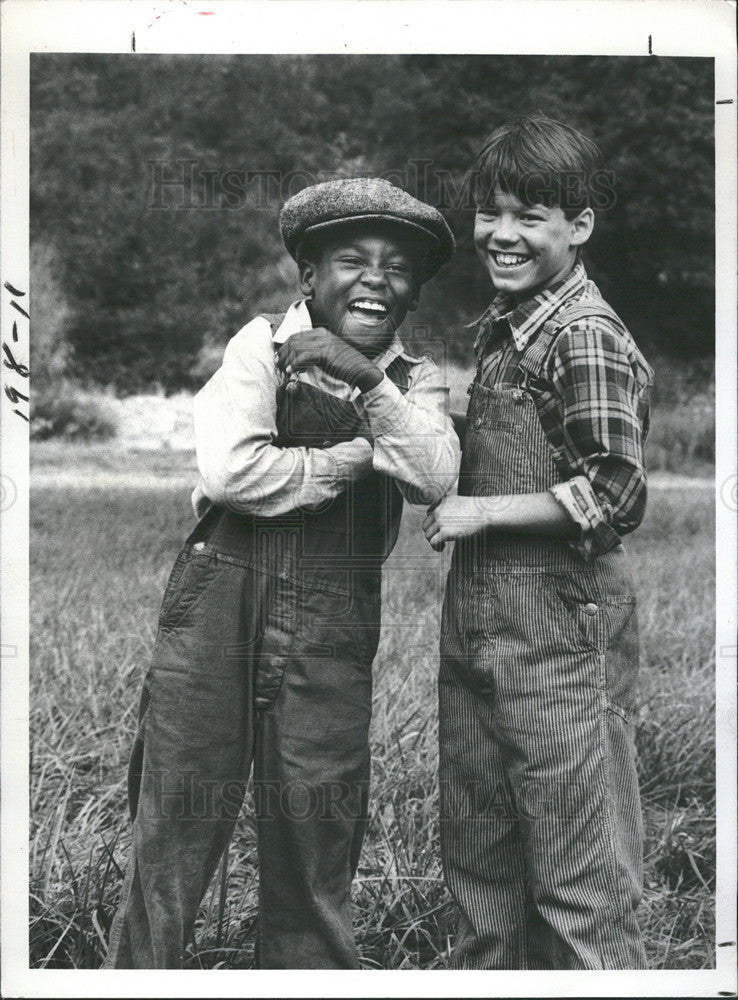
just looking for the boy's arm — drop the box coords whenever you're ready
[545,321,648,557]
[194,318,373,517]
[422,490,577,550]
[354,362,461,506]
[276,328,460,506]
[423,322,648,556]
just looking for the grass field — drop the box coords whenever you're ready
[28,451,715,970]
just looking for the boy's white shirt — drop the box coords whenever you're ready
[192,300,460,519]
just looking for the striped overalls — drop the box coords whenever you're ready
[105,337,410,969]
[438,305,647,969]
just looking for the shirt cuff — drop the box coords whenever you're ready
[352,374,405,436]
[295,438,374,508]
[550,476,622,561]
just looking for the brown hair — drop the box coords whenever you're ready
[472,112,606,218]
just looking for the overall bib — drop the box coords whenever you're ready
[439,310,646,970]
[105,328,409,969]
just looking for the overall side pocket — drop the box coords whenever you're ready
[158,545,219,631]
[553,580,639,716]
[557,593,636,654]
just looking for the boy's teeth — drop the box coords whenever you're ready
[494,252,529,267]
[353,300,387,313]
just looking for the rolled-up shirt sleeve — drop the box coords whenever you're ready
[547,323,648,561]
[353,360,460,506]
[194,318,374,517]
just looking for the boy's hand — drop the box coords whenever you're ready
[422,496,497,551]
[277,328,383,393]
[424,492,574,549]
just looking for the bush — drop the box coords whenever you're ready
[31,55,714,394]
[31,381,118,442]
[645,406,714,473]
[643,355,714,475]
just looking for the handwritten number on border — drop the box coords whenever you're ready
[3,343,29,378]
[3,283,30,421]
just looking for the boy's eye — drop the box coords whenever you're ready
[387,262,410,274]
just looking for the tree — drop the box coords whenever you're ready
[30,53,715,391]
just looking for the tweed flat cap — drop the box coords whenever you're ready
[280,177,455,281]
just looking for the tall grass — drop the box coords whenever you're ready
[29,470,715,970]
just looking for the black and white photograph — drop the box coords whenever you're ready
[1,1,736,996]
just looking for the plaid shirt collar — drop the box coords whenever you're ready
[469,260,588,358]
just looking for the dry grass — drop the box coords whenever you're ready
[29,451,715,970]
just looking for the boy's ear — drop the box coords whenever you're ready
[407,259,425,312]
[569,207,595,247]
[298,259,317,298]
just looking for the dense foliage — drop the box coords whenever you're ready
[31,54,714,393]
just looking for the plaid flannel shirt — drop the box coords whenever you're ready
[471,260,654,560]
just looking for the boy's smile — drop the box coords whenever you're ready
[299,225,420,358]
[474,188,593,302]
[347,297,390,325]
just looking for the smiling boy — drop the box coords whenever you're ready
[423,114,654,969]
[105,178,458,969]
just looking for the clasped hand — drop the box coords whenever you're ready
[276,328,381,392]
[422,496,498,551]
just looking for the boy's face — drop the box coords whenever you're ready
[299,225,420,358]
[474,188,594,302]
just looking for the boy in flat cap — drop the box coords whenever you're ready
[105,178,459,969]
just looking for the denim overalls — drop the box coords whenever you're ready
[439,301,647,969]
[105,317,410,969]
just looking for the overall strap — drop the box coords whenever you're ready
[516,298,626,388]
[384,354,412,395]
[515,322,562,387]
